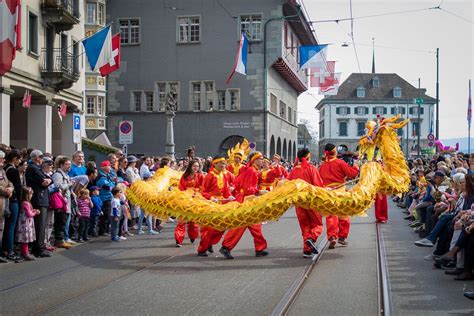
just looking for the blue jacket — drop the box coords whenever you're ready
[96,170,116,202]
[422,185,434,203]
[91,195,103,216]
[68,164,87,177]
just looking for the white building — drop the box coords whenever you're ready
[316,73,436,158]
[0,0,86,156]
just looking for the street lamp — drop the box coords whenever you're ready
[165,90,177,160]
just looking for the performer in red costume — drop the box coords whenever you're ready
[288,148,325,258]
[220,152,269,259]
[259,157,281,191]
[174,159,203,247]
[319,143,359,249]
[227,152,244,177]
[272,154,289,179]
[374,193,388,223]
[197,156,235,256]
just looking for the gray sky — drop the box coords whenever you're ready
[297,0,473,140]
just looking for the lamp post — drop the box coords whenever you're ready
[165,90,177,160]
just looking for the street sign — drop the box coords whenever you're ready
[249,142,256,150]
[413,98,424,104]
[428,141,435,147]
[427,134,435,141]
[122,145,128,156]
[119,121,133,145]
[73,113,81,144]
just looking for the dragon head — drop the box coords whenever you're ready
[227,139,251,162]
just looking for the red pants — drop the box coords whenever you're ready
[295,207,323,253]
[375,194,388,222]
[197,227,225,253]
[222,224,267,252]
[174,221,199,245]
[20,243,29,256]
[326,215,351,239]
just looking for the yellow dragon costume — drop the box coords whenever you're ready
[127,115,410,231]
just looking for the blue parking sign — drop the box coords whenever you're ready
[73,114,81,144]
[74,114,81,130]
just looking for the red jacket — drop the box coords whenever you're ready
[227,163,243,177]
[288,161,324,187]
[178,173,204,191]
[272,164,289,178]
[259,167,281,191]
[234,166,260,203]
[200,169,231,200]
[319,158,358,187]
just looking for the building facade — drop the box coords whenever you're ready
[106,0,316,159]
[316,73,436,158]
[0,0,86,156]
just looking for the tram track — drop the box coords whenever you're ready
[376,223,392,316]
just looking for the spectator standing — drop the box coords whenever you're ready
[68,151,87,177]
[52,157,75,244]
[88,186,103,237]
[16,187,40,261]
[25,150,52,258]
[76,189,92,242]
[96,161,117,235]
[0,150,13,263]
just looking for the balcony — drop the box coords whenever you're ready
[41,48,80,91]
[42,0,80,32]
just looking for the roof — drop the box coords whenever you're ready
[316,73,437,109]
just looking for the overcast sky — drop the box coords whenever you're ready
[297,0,473,140]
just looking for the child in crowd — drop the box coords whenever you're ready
[110,187,122,241]
[116,182,133,239]
[88,186,103,237]
[16,187,40,261]
[77,189,93,242]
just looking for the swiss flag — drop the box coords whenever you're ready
[309,61,336,87]
[99,33,120,77]
[0,0,21,76]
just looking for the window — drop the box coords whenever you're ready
[374,106,385,115]
[157,82,179,111]
[411,107,424,115]
[393,86,402,98]
[97,96,104,116]
[356,106,367,115]
[288,107,293,123]
[229,90,239,110]
[98,3,105,25]
[177,16,200,43]
[119,19,140,45]
[412,122,420,137]
[217,90,226,110]
[133,92,141,111]
[270,94,277,114]
[357,87,365,98]
[205,82,214,110]
[98,119,105,128]
[372,77,380,88]
[240,14,262,41]
[192,83,201,111]
[294,109,297,124]
[157,83,166,111]
[339,121,348,136]
[279,101,287,120]
[28,12,38,55]
[86,96,96,114]
[145,92,154,112]
[86,3,96,24]
[339,107,348,115]
[320,120,325,138]
[357,121,366,136]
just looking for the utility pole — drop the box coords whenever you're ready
[417,78,421,157]
[436,48,439,140]
[406,101,409,157]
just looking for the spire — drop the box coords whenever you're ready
[371,38,376,74]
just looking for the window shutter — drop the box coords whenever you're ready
[336,107,340,114]
[372,107,376,114]
[409,107,413,115]
[402,107,406,114]
[420,107,424,114]
[383,107,387,114]
[365,107,369,114]
[347,107,351,114]
[391,108,395,115]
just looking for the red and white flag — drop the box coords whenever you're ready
[22,89,31,109]
[319,73,341,96]
[309,61,336,87]
[99,33,120,77]
[0,0,21,76]
[58,102,67,121]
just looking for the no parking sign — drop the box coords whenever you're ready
[119,121,133,145]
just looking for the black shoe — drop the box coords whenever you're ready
[39,250,51,258]
[190,239,195,244]
[303,252,315,259]
[6,253,20,261]
[403,215,413,220]
[255,250,269,257]
[305,239,319,254]
[0,257,8,263]
[197,252,208,257]
[208,245,214,253]
[464,291,474,300]
[445,268,464,276]
[441,261,457,270]
[219,247,234,259]
[418,231,429,238]
[77,239,84,243]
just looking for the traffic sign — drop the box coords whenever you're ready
[427,134,435,141]
[119,121,133,145]
[428,141,435,147]
[249,142,256,150]
[122,145,128,156]
[73,113,81,144]
[413,98,424,104]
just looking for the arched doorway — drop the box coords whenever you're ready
[270,135,275,157]
[288,140,292,162]
[276,137,281,155]
[282,139,287,160]
[219,135,244,156]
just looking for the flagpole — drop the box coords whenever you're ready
[469,79,472,154]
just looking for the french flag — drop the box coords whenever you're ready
[82,26,115,73]
[226,33,248,84]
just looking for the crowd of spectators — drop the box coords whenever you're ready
[394,152,474,288]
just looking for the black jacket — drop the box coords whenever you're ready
[4,163,22,203]
[25,163,50,208]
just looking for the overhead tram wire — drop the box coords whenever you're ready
[216,0,236,19]
[349,0,362,73]
[438,7,473,24]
